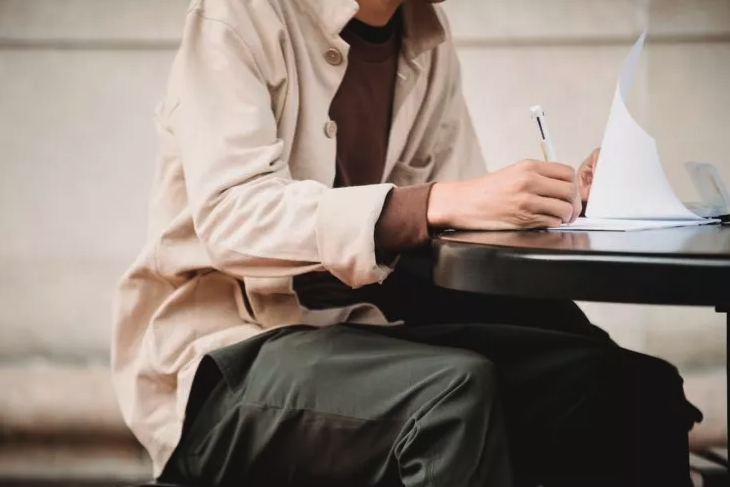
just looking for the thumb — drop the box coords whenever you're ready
[588,147,601,168]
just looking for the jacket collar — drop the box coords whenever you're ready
[299,0,446,60]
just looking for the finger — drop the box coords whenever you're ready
[571,186,582,223]
[579,171,593,192]
[590,147,601,167]
[522,214,564,229]
[525,195,575,223]
[581,166,594,180]
[531,161,577,183]
[531,174,578,203]
[580,171,593,202]
[580,161,595,176]
[580,148,600,175]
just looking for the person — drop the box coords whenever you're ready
[111,0,702,486]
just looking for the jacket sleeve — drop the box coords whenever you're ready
[173,12,395,288]
[427,27,488,183]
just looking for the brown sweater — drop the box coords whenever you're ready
[331,11,433,258]
[294,12,432,307]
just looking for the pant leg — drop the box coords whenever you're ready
[161,325,512,487]
[397,322,699,487]
[382,269,700,485]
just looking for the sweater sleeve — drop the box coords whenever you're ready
[374,183,435,262]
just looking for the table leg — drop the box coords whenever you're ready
[717,305,729,461]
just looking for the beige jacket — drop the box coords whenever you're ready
[112,0,486,476]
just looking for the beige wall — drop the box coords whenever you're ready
[0,0,728,366]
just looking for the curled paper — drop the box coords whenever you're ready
[555,31,718,231]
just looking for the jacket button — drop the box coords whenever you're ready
[324,48,343,66]
[324,120,338,139]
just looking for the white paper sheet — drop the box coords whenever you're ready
[554,31,714,232]
[553,217,713,232]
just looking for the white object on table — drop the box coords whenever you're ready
[560,217,716,232]
[685,161,730,216]
[554,30,719,232]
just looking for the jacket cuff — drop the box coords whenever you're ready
[316,184,396,288]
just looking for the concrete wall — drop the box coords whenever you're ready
[1,0,727,365]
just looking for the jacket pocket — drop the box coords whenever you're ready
[387,157,435,186]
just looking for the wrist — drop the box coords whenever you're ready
[427,182,456,229]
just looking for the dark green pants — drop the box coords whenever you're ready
[161,272,701,487]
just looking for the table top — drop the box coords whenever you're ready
[418,225,730,307]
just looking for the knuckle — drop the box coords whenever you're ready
[515,193,533,212]
[515,174,533,192]
[518,159,537,172]
[514,212,535,226]
[525,160,540,171]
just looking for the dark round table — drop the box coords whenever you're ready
[428,225,730,310]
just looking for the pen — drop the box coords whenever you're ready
[531,105,557,162]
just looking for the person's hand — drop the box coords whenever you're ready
[578,147,600,202]
[427,160,582,230]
